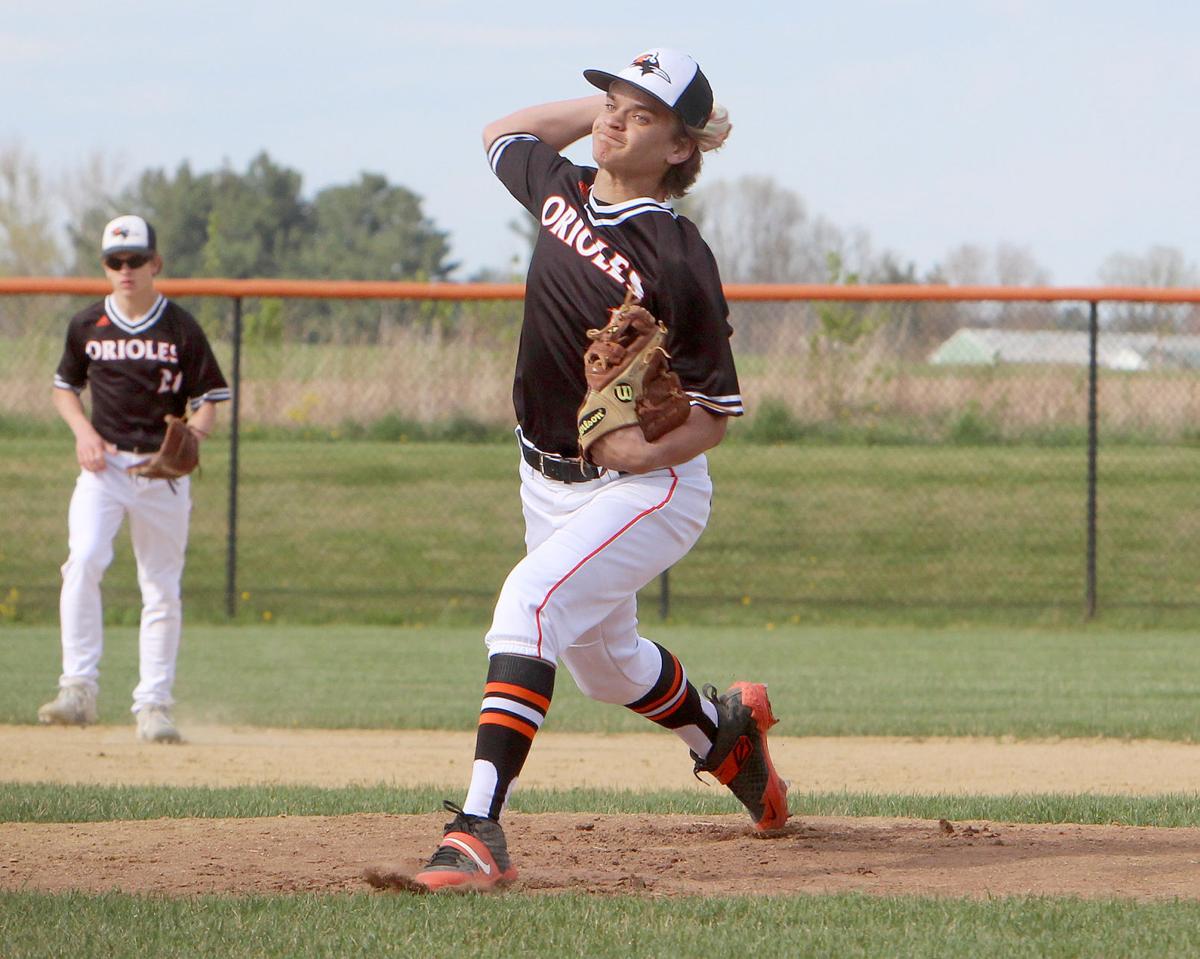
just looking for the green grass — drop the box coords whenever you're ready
[5,891,1200,959]
[6,623,1200,739]
[2,438,1197,628]
[5,782,1200,827]
[5,418,1199,955]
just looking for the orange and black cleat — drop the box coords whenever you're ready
[364,801,518,893]
[692,682,790,832]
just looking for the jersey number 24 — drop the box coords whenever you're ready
[157,369,184,394]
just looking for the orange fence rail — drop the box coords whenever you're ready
[4,277,1200,303]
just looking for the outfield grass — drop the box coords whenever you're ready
[2,438,1197,628]
[6,624,1200,739]
[5,891,1200,959]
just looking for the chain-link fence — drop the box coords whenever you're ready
[2,281,1198,628]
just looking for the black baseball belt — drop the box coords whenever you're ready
[516,429,606,484]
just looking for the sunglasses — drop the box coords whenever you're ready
[103,254,152,270]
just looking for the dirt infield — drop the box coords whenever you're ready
[8,724,1200,794]
[5,725,1200,900]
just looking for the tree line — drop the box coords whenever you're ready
[2,145,452,283]
[0,145,466,340]
[1,145,1195,338]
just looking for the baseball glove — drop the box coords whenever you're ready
[126,414,200,482]
[577,289,691,461]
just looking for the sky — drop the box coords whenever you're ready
[5,0,1197,284]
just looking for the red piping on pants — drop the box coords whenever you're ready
[535,469,679,658]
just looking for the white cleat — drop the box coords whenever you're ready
[37,684,98,725]
[136,705,182,744]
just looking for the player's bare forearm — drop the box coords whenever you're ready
[53,387,113,471]
[590,407,728,474]
[482,96,605,152]
[188,401,217,440]
[52,387,91,434]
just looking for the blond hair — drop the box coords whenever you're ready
[663,102,732,199]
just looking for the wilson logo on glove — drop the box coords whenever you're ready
[578,408,607,436]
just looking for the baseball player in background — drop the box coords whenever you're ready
[38,215,230,743]
[369,47,788,893]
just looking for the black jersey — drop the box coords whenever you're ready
[488,134,743,457]
[54,295,230,451]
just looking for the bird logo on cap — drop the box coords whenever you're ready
[111,226,130,238]
[631,52,670,83]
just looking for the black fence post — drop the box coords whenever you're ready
[225,296,243,619]
[1085,300,1099,620]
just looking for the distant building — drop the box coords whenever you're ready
[928,329,1200,371]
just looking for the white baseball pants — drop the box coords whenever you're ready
[486,454,712,705]
[58,450,191,712]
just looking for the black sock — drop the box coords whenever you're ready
[625,642,717,745]
[465,653,556,820]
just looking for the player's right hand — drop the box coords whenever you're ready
[76,433,117,472]
[588,424,655,474]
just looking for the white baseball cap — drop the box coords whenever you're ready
[584,47,714,129]
[101,214,157,256]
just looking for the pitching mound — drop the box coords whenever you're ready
[6,726,1200,900]
[4,811,1200,899]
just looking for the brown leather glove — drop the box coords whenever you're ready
[577,289,691,461]
[126,415,200,481]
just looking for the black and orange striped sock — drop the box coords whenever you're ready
[463,653,555,821]
[625,642,718,755]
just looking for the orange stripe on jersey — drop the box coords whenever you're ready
[479,711,538,740]
[484,681,551,713]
